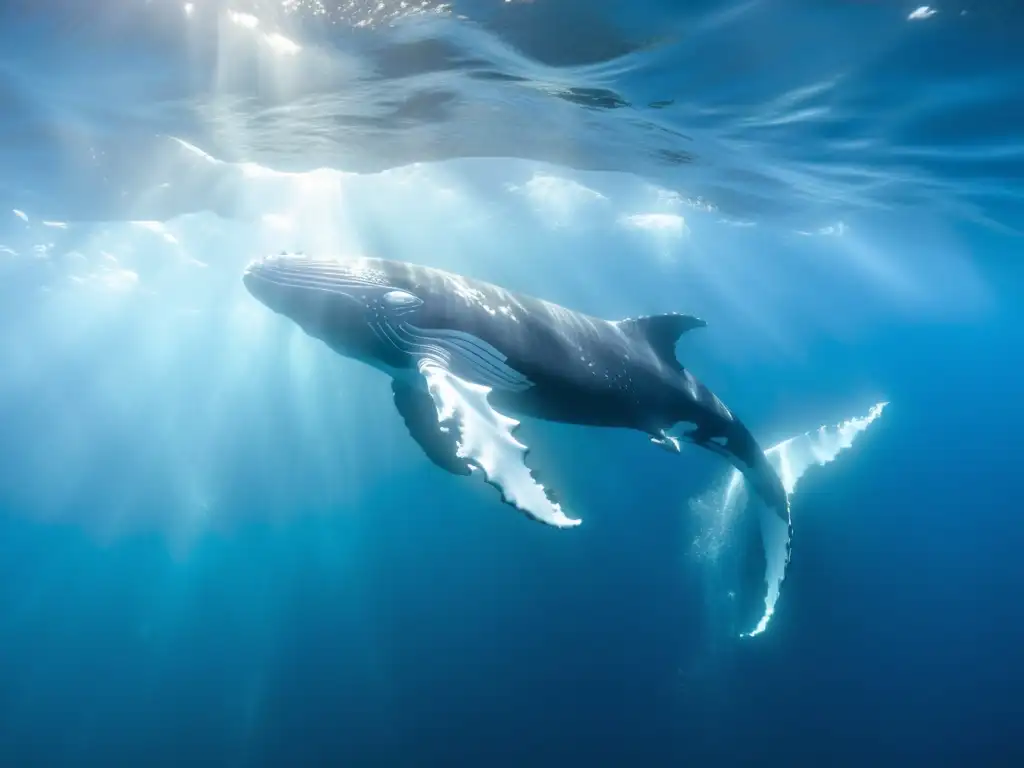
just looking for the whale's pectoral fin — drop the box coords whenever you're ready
[415,359,581,529]
[392,381,472,476]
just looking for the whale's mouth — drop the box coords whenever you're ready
[242,259,303,313]
[245,254,389,296]
[242,255,400,327]
[241,259,268,294]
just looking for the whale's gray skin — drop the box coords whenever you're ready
[243,253,789,524]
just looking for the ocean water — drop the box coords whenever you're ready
[1,1,1021,765]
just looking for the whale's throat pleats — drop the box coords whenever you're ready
[373,320,534,392]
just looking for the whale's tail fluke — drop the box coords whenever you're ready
[690,401,888,638]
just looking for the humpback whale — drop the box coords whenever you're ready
[243,253,790,529]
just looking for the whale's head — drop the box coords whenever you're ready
[243,253,425,361]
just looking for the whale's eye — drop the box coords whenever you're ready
[382,290,423,312]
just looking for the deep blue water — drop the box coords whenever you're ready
[1,1,1022,765]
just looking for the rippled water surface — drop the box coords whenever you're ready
[4,0,1023,228]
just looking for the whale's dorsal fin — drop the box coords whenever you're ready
[617,313,706,367]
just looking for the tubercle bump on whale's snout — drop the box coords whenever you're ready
[242,254,293,305]
[241,259,267,298]
[243,251,310,274]
[241,253,305,296]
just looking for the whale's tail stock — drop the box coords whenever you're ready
[690,402,888,637]
[666,381,791,525]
